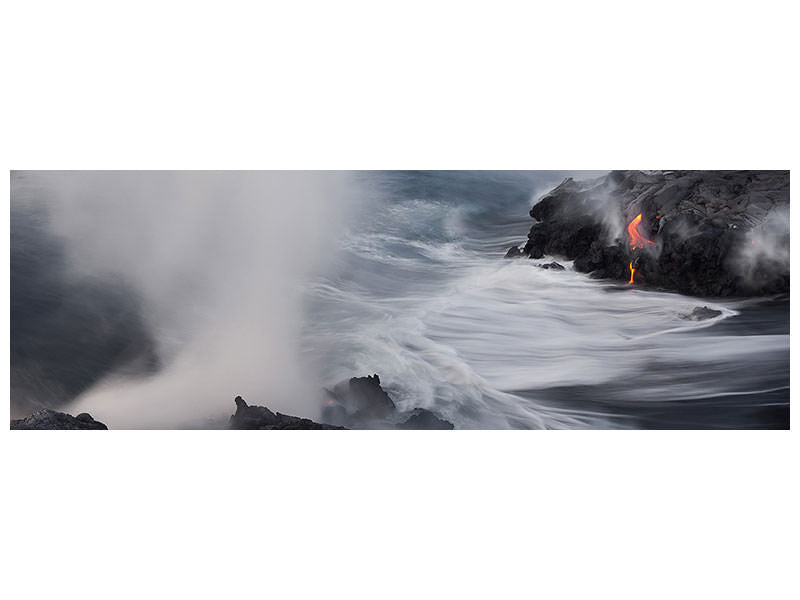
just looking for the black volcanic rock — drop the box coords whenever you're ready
[328,374,397,421]
[324,374,455,430]
[229,396,278,429]
[683,306,723,321]
[229,396,345,430]
[270,413,347,430]
[11,409,108,430]
[514,171,789,297]
[504,246,523,258]
[538,261,565,271]
[398,409,455,430]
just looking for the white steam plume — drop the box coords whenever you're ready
[734,205,790,285]
[31,171,358,428]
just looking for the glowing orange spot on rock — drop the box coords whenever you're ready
[628,262,636,284]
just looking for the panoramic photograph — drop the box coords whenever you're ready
[10,170,790,430]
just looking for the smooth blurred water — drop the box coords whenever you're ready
[299,171,789,429]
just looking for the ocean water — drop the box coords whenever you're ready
[299,171,789,429]
[10,171,790,428]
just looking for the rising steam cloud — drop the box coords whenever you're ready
[735,205,790,285]
[27,171,358,428]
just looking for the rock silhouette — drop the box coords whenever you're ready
[11,409,108,430]
[229,396,346,430]
[324,374,455,429]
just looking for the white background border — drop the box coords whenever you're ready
[2,2,796,599]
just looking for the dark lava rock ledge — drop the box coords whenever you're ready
[229,396,347,430]
[506,170,789,297]
[11,409,108,430]
[11,376,455,430]
[230,375,455,430]
[323,374,455,430]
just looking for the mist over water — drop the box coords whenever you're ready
[12,171,359,427]
[10,171,789,428]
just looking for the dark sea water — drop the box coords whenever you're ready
[299,171,789,429]
[10,171,790,428]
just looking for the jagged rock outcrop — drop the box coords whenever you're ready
[229,396,346,430]
[230,381,456,430]
[326,374,396,421]
[508,171,789,297]
[11,409,108,430]
[324,374,455,429]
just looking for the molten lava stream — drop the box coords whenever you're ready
[626,213,654,285]
[627,213,656,250]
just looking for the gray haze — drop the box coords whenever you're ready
[20,171,358,428]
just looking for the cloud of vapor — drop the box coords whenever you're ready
[29,171,358,428]
[733,205,790,287]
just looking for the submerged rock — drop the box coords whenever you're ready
[683,306,723,321]
[11,409,108,430]
[229,396,345,430]
[538,261,565,271]
[512,171,789,297]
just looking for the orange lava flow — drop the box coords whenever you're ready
[627,213,656,250]
[628,262,635,284]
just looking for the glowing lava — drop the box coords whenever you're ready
[628,262,635,284]
[627,213,656,250]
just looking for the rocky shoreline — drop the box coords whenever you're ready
[11,410,108,430]
[11,374,455,430]
[506,170,789,297]
[229,396,347,430]
[321,374,453,429]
